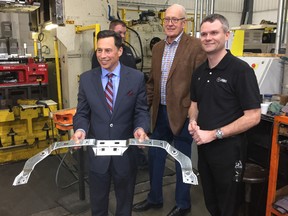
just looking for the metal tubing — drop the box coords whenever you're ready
[200,0,204,25]
[282,0,288,44]
[206,0,210,16]
[194,0,199,36]
[275,0,285,54]
[75,24,101,51]
[210,0,215,14]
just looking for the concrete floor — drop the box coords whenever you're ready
[0,152,210,216]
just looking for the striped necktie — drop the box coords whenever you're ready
[105,73,114,113]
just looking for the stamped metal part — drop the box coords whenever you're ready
[129,139,198,185]
[13,139,198,186]
[91,140,128,156]
[12,139,95,186]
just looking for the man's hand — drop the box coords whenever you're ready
[188,120,199,136]
[71,130,86,149]
[188,120,215,145]
[133,128,149,148]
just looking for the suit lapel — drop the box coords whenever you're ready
[154,42,165,82]
[113,66,130,114]
[168,34,187,80]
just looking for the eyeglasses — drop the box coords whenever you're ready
[163,17,185,24]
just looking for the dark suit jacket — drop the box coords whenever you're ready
[73,64,150,174]
[146,33,206,135]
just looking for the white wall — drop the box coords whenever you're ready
[253,0,279,24]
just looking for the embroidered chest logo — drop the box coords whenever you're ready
[216,77,227,83]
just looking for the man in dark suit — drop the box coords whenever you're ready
[91,19,137,69]
[92,20,148,168]
[72,30,150,216]
[133,4,206,216]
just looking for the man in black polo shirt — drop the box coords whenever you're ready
[188,14,261,216]
[91,19,137,69]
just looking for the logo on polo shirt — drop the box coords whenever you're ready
[216,77,227,83]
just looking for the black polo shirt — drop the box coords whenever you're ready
[190,50,261,130]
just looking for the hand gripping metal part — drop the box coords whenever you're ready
[13,139,198,186]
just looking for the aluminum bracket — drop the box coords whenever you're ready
[13,139,198,186]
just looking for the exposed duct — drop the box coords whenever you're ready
[193,0,215,37]
[275,0,286,54]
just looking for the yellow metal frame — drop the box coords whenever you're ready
[53,37,63,110]
[75,24,101,49]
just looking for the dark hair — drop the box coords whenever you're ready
[109,19,127,30]
[200,14,229,33]
[97,30,122,49]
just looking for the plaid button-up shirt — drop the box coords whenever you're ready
[160,31,183,105]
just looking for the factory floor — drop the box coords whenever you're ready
[0,151,210,216]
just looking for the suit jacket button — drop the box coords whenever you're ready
[110,123,113,127]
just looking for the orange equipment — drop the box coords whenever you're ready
[52,107,76,131]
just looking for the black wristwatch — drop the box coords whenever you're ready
[215,128,223,139]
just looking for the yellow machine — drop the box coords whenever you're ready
[0,100,68,163]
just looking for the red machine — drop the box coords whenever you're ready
[0,58,48,87]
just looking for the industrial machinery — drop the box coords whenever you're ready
[0,54,69,164]
[0,99,68,163]
[0,1,68,163]
[0,57,49,106]
[0,57,48,86]
[0,0,40,13]
[243,26,277,53]
[239,56,284,95]
[127,11,165,73]
[230,25,286,96]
